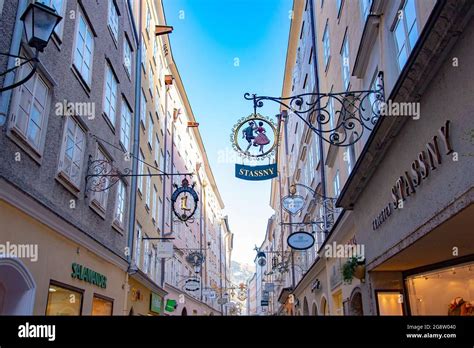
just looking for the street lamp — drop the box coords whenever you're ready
[0,2,62,92]
[21,2,62,52]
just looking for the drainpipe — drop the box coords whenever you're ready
[196,164,204,301]
[219,223,223,315]
[160,82,170,287]
[309,0,328,243]
[126,0,141,270]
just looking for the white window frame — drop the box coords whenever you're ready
[120,101,132,152]
[333,170,341,197]
[123,36,132,77]
[361,0,372,21]
[393,0,418,71]
[322,22,330,68]
[140,89,147,128]
[141,37,147,71]
[341,33,350,91]
[9,62,51,154]
[107,0,119,43]
[57,116,86,189]
[145,169,151,209]
[154,135,160,165]
[138,149,144,193]
[40,0,66,40]
[73,10,94,86]
[152,185,158,222]
[103,64,118,127]
[114,180,126,227]
[135,224,142,268]
[148,113,154,148]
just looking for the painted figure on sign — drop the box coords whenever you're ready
[242,121,257,154]
[253,122,270,153]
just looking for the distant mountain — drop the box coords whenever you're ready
[231,260,255,285]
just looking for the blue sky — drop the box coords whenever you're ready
[163,0,292,265]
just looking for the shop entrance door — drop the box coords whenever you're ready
[0,258,36,315]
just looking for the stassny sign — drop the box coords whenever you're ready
[372,120,453,230]
[235,163,277,181]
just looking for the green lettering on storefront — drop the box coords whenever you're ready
[71,263,107,289]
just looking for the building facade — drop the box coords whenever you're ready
[0,0,137,315]
[0,0,231,316]
[253,0,474,316]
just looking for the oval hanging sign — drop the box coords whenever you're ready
[287,231,315,250]
[184,278,200,292]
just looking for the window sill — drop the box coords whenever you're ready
[107,25,119,49]
[112,220,125,235]
[55,171,81,197]
[89,199,107,220]
[124,64,132,82]
[71,65,91,97]
[6,127,43,166]
[102,112,116,134]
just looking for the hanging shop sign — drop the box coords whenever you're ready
[156,241,174,258]
[264,282,275,292]
[186,251,204,266]
[171,177,199,222]
[71,263,107,289]
[231,113,279,181]
[165,299,178,312]
[235,163,277,181]
[184,277,200,292]
[282,194,305,215]
[287,231,315,250]
[150,293,163,314]
[372,120,453,230]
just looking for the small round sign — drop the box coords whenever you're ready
[287,231,315,250]
[184,278,200,292]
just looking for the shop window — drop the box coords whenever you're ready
[92,294,113,315]
[46,282,83,316]
[332,290,343,315]
[375,290,404,315]
[406,262,474,316]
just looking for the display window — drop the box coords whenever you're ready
[92,294,113,315]
[375,290,404,315]
[406,261,474,316]
[46,282,83,316]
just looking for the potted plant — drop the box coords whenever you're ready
[342,256,365,283]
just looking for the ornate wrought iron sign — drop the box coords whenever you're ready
[171,177,199,222]
[186,251,204,266]
[244,72,385,147]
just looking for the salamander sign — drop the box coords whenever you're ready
[71,263,107,289]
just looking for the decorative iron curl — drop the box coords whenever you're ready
[85,158,130,193]
[244,71,385,147]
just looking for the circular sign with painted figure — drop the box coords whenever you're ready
[231,113,277,160]
[171,178,199,222]
[287,231,315,250]
[282,195,305,215]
